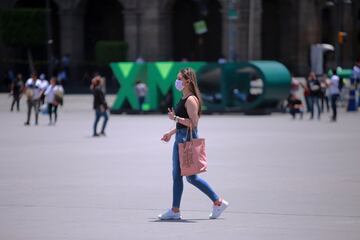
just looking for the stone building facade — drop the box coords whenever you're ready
[0,0,359,86]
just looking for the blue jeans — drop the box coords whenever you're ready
[138,96,145,110]
[289,108,303,119]
[330,94,339,120]
[310,96,321,119]
[93,110,108,135]
[172,128,219,208]
[304,96,311,112]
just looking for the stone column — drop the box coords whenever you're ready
[221,7,229,60]
[354,2,360,61]
[58,7,84,88]
[277,1,300,75]
[0,1,10,73]
[58,8,84,65]
[219,0,229,59]
[341,2,355,68]
[138,1,165,61]
[221,0,246,61]
[157,10,172,61]
[237,0,250,61]
[297,0,321,75]
[123,8,139,61]
[248,0,262,60]
[223,0,261,61]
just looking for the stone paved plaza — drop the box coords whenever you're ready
[0,94,359,240]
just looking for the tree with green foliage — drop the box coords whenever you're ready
[95,41,128,66]
[0,8,47,72]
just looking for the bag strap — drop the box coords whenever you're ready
[184,95,199,142]
[184,126,192,142]
[186,95,199,133]
[189,125,193,141]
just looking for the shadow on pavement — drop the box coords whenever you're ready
[148,218,223,223]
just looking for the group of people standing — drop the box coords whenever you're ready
[304,70,341,121]
[288,68,343,122]
[9,69,109,136]
[9,72,64,126]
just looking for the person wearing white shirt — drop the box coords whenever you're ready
[217,57,227,64]
[45,77,64,125]
[39,73,49,105]
[24,72,42,125]
[353,58,360,105]
[328,69,340,122]
[135,80,148,111]
[353,58,360,82]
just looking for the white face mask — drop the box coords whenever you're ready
[175,79,184,91]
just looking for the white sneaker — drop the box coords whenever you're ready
[158,209,181,220]
[209,200,229,219]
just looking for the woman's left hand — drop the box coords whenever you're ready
[167,107,175,121]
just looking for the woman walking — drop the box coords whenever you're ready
[328,69,340,122]
[10,73,24,112]
[159,67,228,220]
[44,77,64,125]
[91,77,108,137]
[307,71,322,120]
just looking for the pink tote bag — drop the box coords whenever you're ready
[178,128,207,176]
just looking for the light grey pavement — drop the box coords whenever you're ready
[0,94,360,240]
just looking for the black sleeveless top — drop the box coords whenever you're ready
[175,96,192,129]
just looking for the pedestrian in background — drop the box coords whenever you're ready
[301,79,311,113]
[135,80,148,112]
[307,71,322,120]
[45,77,64,125]
[287,94,304,119]
[57,68,67,87]
[352,58,360,104]
[91,72,106,93]
[24,72,41,126]
[10,73,24,112]
[39,73,49,106]
[353,58,360,80]
[159,67,228,220]
[328,69,340,122]
[320,74,330,113]
[90,77,108,137]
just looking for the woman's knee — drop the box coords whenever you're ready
[186,175,197,184]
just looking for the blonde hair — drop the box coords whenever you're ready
[180,67,202,116]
